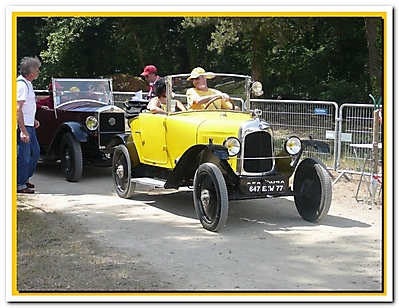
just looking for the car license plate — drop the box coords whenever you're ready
[247,180,286,193]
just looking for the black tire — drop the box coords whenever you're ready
[60,132,83,182]
[293,158,332,222]
[112,144,135,199]
[193,163,229,232]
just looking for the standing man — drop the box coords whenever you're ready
[17,56,41,193]
[140,64,160,100]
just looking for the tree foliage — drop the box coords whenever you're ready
[182,17,382,102]
[16,16,383,103]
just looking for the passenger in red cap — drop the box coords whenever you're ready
[140,65,160,100]
[36,82,63,110]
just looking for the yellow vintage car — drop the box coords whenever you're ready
[109,73,332,232]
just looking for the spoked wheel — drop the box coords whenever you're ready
[112,144,135,198]
[293,158,332,222]
[60,132,83,182]
[193,163,229,232]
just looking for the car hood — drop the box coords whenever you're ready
[168,111,254,144]
[197,113,251,134]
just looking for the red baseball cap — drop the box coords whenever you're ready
[140,65,157,76]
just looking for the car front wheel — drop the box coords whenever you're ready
[60,132,83,182]
[193,162,229,232]
[293,158,332,222]
[112,144,135,199]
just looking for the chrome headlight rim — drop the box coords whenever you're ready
[85,115,99,131]
[285,136,302,155]
[223,137,241,157]
[252,81,264,97]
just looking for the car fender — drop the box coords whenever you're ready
[41,122,89,161]
[107,133,141,168]
[164,144,236,189]
[58,121,88,142]
[275,139,330,175]
[106,133,130,148]
[302,139,330,153]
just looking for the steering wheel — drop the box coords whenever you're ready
[203,96,236,110]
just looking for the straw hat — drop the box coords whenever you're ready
[69,86,80,92]
[187,67,215,80]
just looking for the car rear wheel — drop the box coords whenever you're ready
[60,132,83,182]
[293,158,332,222]
[193,162,228,232]
[112,144,135,199]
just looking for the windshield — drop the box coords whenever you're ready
[168,73,251,111]
[51,78,113,107]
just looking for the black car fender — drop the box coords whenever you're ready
[164,144,237,189]
[106,133,130,148]
[42,121,89,161]
[107,133,141,168]
[53,121,88,143]
[302,139,330,154]
[274,139,330,175]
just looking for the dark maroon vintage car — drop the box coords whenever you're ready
[35,78,126,182]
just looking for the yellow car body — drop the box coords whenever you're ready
[129,110,251,170]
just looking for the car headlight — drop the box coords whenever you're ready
[251,81,264,97]
[285,136,302,155]
[85,116,98,131]
[223,137,241,157]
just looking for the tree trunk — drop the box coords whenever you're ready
[364,18,382,98]
[131,30,145,68]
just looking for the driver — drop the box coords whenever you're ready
[186,67,236,110]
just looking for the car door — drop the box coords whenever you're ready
[35,108,60,146]
[138,113,168,165]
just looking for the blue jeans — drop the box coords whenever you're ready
[17,126,40,190]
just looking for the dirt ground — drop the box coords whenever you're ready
[13,163,387,302]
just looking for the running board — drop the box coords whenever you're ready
[132,177,166,188]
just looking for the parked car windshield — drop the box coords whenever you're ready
[51,78,113,107]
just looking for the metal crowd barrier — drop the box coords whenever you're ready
[250,99,338,168]
[334,103,383,183]
[250,99,382,191]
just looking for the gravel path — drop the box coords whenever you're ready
[14,162,387,302]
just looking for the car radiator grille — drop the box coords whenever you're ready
[243,131,273,173]
[99,113,125,147]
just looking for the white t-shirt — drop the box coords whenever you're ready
[17,75,37,126]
